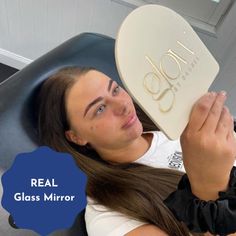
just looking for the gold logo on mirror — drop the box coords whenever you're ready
[143,41,197,113]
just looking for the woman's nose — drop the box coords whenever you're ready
[110,98,129,116]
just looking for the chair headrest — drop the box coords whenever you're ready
[0,33,121,169]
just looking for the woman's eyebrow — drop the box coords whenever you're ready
[83,80,114,117]
[84,97,103,117]
[107,79,113,92]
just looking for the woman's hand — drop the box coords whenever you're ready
[180,91,236,200]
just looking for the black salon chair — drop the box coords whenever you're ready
[0,32,123,236]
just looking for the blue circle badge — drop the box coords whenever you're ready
[1,146,87,236]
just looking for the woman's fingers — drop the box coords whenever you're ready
[226,117,236,159]
[215,106,231,137]
[181,90,236,201]
[188,92,216,132]
[203,91,227,133]
[188,91,228,134]
[227,115,236,142]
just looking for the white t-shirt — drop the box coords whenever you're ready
[85,131,184,236]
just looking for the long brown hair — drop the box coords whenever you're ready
[37,66,193,236]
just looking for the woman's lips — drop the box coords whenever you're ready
[122,114,137,129]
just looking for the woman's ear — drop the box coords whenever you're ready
[65,130,88,146]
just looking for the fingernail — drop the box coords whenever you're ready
[219,90,227,97]
[223,106,229,112]
[211,91,217,97]
[207,92,214,97]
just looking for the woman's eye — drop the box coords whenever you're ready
[95,104,106,115]
[112,85,120,96]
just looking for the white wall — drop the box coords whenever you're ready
[197,1,236,117]
[0,0,132,68]
[0,0,236,116]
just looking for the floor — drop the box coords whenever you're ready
[0,63,18,83]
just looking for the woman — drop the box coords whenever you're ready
[37,66,236,236]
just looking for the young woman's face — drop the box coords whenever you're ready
[65,70,143,153]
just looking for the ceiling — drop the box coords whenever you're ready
[113,0,234,35]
